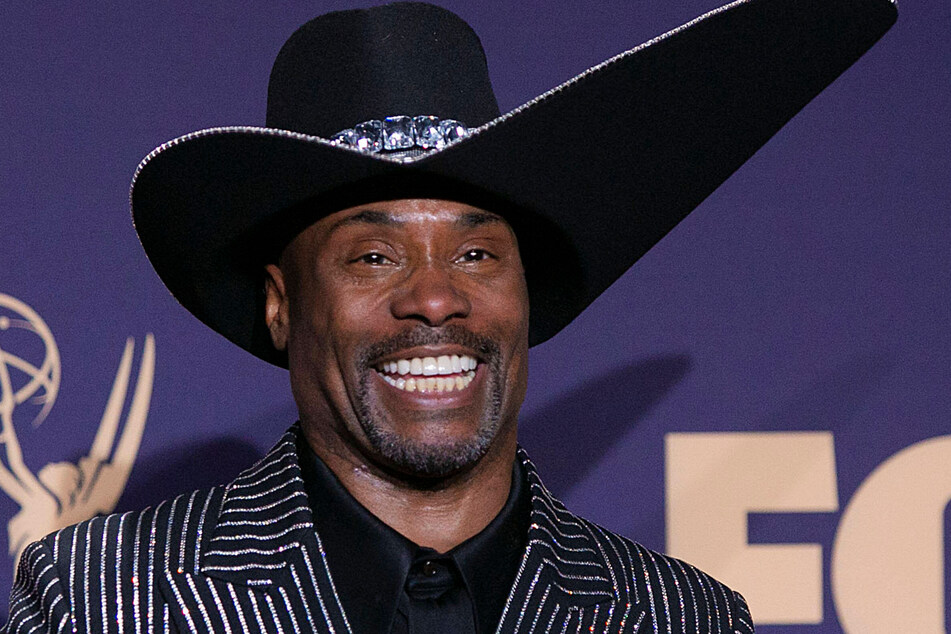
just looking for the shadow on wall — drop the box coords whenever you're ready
[519,355,691,498]
[116,404,300,510]
[117,437,263,511]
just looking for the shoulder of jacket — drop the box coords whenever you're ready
[39,485,227,566]
[566,515,751,626]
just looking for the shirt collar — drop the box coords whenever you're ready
[452,458,530,631]
[298,434,529,634]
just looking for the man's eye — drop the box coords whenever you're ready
[355,253,392,265]
[458,249,491,262]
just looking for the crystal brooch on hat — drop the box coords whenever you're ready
[330,116,469,155]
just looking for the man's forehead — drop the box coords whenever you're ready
[320,199,512,238]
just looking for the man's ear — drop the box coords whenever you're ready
[264,263,289,351]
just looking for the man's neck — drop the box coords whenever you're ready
[304,425,517,553]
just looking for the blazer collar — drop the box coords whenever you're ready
[515,447,618,609]
[199,425,617,609]
[199,427,316,588]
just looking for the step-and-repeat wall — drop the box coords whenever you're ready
[2,1,947,631]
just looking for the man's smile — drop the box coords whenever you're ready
[374,354,480,393]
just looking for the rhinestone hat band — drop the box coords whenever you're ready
[331,115,469,153]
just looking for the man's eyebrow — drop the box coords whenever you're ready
[456,211,506,228]
[326,208,505,236]
[326,209,400,235]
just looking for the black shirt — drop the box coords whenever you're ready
[298,437,530,634]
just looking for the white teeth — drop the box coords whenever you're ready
[378,354,479,378]
[380,370,476,393]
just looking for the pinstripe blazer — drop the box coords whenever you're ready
[4,426,754,633]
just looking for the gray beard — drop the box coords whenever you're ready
[354,326,504,479]
[357,405,501,479]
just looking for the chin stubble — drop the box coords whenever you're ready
[354,325,504,479]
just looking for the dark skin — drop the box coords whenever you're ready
[264,198,530,552]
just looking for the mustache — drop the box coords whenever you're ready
[358,325,501,366]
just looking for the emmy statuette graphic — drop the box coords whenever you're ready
[0,293,155,567]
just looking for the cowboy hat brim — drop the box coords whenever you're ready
[131,0,896,367]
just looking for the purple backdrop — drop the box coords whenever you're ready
[1,0,948,630]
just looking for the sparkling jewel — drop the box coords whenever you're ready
[438,119,468,143]
[330,115,469,154]
[353,120,383,152]
[383,116,415,150]
[413,116,443,148]
[330,128,358,146]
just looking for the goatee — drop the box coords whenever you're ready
[355,325,503,479]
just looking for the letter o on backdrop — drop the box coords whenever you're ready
[832,434,951,633]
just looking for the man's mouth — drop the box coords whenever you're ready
[374,354,479,393]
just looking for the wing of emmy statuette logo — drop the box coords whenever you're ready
[0,293,155,567]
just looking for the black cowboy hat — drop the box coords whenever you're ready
[131,0,896,367]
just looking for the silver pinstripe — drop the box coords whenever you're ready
[2,426,753,633]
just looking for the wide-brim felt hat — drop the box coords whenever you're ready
[132,0,896,367]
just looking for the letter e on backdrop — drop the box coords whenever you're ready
[665,432,838,624]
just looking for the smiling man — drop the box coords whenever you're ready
[3,1,896,632]
[270,200,528,486]
[267,200,529,556]
[259,199,535,632]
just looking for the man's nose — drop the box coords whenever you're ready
[389,263,471,326]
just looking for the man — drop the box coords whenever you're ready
[4,0,895,632]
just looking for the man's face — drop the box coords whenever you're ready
[265,198,530,480]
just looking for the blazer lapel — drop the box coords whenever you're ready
[163,427,353,634]
[159,430,646,633]
[497,448,647,633]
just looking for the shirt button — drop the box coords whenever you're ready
[422,560,438,577]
